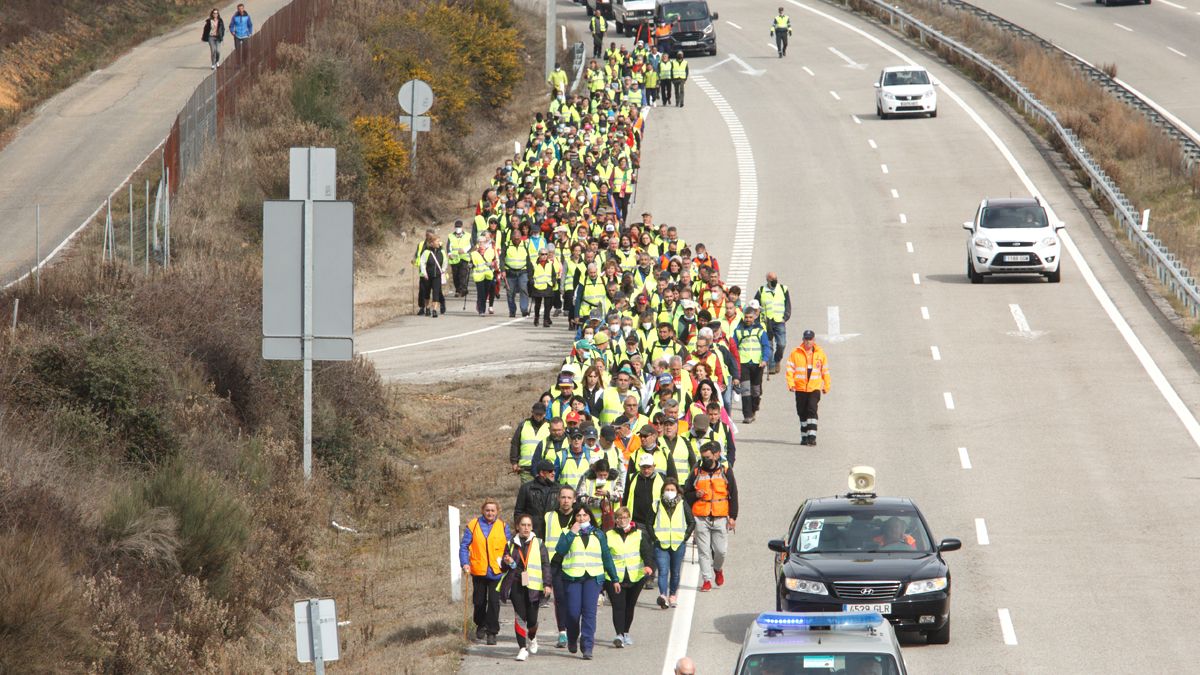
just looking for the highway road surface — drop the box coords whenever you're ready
[357,1,1200,673]
[0,0,292,287]
[965,0,1200,143]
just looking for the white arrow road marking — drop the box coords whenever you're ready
[828,46,866,69]
[998,609,1018,645]
[695,54,764,76]
[694,56,734,73]
[822,305,860,342]
[725,20,743,29]
[1007,303,1047,340]
[729,53,765,75]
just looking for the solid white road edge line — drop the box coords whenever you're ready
[359,317,524,354]
[958,447,972,469]
[944,392,955,410]
[791,0,1200,448]
[660,544,701,675]
[1053,1,1077,9]
[998,608,1018,645]
[1168,46,1187,58]
[1114,22,1133,32]
[975,518,990,545]
[1160,0,1187,8]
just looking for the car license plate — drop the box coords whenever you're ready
[1006,254,1031,262]
[681,41,698,46]
[843,603,891,614]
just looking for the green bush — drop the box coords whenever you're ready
[291,59,343,129]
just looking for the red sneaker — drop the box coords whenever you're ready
[715,570,725,587]
[700,580,713,592]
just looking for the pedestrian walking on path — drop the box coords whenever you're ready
[544,485,577,647]
[460,500,511,645]
[732,302,772,423]
[685,442,738,592]
[590,14,608,59]
[471,237,498,316]
[417,236,447,317]
[447,220,472,297]
[605,506,655,648]
[554,506,620,660]
[754,272,791,374]
[201,9,225,70]
[771,7,792,58]
[230,4,253,52]
[650,477,693,608]
[785,329,830,446]
[670,52,689,108]
[500,513,549,661]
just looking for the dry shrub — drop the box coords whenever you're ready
[0,530,93,672]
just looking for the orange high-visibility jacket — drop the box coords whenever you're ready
[467,517,508,576]
[785,344,830,393]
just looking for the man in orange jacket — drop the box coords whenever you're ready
[459,499,511,644]
[785,329,830,446]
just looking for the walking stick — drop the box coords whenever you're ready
[462,574,471,640]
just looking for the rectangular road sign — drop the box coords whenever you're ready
[289,148,336,201]
[399,115,431,132]
[262,200,354,360]
[294,598,340,663]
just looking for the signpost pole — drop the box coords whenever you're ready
[307,599,326,675]
[410,87,419,177]
[303,152,315,481]
[35,205,40,293]
[545,0,557,82]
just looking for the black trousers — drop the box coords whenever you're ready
[532,294,556,323]
[452,261,470,295]
[511,587,541,648]
[794,390,821,438]
[661,78,672,105]
[475,279,493,314]
[592,35,604,58]
[472,575,501,635]
[606,580,644,634]
[562,290,576,323]
[775,29,789,56]
[740,362,764,419]
[674,80,685,107]
[646,85,658,105]
[418,276,445,312]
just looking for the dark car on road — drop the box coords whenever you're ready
[769,475,961,644]
[654,0,717,56]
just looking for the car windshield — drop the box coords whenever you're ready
[882,70,930,86]
[740,653,902,675]
[792,508,932,554]
[981,205,1048,229]
[661,2,709,21]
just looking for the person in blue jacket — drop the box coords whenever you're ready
[554,504,620,660]
[230,3,254,51]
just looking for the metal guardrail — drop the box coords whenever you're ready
[827,0,1200,317]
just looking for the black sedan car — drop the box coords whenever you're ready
[769,493,961,644]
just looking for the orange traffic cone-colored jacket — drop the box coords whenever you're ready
[785,344,830,393]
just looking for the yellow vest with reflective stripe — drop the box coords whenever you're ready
[496,537,545,592]
[544,511,571,553]
[598,387,626,426]
[559,453,591,487]
[773,15,790,29]
[532,260,557,291]
[504,241,530,271]
[759,284,788,322]
[654,504,687,550]
[518,420,551,467]
[735,324,765,364]
[563,533,605,578]
[471,248,495,282]
[608,528,645,582]
[581,278,607,308]
[671,59,688,80]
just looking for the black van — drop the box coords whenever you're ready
[654,0,718,56]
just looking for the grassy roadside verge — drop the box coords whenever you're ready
[0,0,554,671]
[839,0,1200,329]
[0,0,217,145]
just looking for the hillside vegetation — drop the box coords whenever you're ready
[0,0,548,671]
[0,0,217,139]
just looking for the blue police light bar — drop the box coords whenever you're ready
[756,612,885,630]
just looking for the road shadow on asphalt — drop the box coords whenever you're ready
[738,437,804,447]
[713,612,759,644]
[925,273,1049,285]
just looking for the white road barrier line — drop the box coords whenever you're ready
[958,447,972,469]
[360,317,524,354]
[944,392,955,410]
[868,138,877,149]
[1114,22,1133,32]
[725,20,743,29]
[1168,46,1188,58]
[912,273,921,285]
[906,242,913,253]
[998,609,1018,645]
[1160,0,1187,8]
[1008,303,1031,333]
[802,66,816,76]
[1053,1,1077,9]
[852,114,862,124]
[829,90,841,100]
[899,213,907,224]
[920,306,930,320]
[881,163,889,174]
[931,345,941,361]
[793,0,1200,450]
[661,546,701,675]
[975,518,990,545]
[890,188,900,198]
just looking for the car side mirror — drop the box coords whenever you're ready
[873,82,880,88]
[1055,222,1066,231]
[961,221,973,231]
[938,538,962,553]
[711,11,719,20]
[768,539,788,553]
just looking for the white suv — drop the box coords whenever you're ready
[964,197,1064,283]
[875,66,937,119]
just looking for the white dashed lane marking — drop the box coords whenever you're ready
[958,447,972,469]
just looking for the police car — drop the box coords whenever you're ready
[768,468,961,644]
[735,612,906,674]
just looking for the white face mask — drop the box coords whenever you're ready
[642,322,652,330]
[663,490,678,500]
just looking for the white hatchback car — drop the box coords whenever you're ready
[875,66,937,119]
[964,197,1064,283]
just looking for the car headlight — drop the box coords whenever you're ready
[784,578,829,595]
[904,577,948,595]
[703,24,714,35]
[883,92,896,100]
[973,237,993,250]
[1041,237,1058,246]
